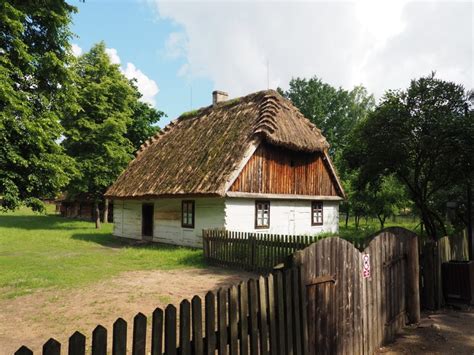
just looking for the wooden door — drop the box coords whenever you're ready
[142,203,154,239]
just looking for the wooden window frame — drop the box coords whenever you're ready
[255,200,270,229]
[181,200,195,229]
[311,201,324,226]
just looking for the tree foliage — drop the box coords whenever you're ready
[62,42,164,227]
[279,77,375,158]
[62,42,136,209]
[0,0,77,211]
[127,98,164,150]
[345,73,472,239]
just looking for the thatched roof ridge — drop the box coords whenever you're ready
[105,89,331,198]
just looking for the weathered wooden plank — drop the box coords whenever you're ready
[43,338,61,355]
[238,281,249,355]
[180,300,191,355]
[248,279,259,354]
[217,288,228,355]
[92,326,107,355]
[151,308,163,355]
[165,305,177,355]
[266,274,278,354]
[291,268,302,355]
[274,271,287,355]
[68,331,86,355]
[228,286,239,355]
[112,318,127,355]
[133,313,147,355]
[15,346,33,355]
[230,144,340,196]
[258,276,269,355]
[191,296,203,355]
[205,291,216,355]
[284,269,294,355]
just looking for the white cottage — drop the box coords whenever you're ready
[105,90,345,247]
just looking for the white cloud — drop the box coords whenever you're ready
[105,48,121,65]
[123,62,159,106]
[71,43,83,57]
[106,47,159,106]
[165,32,188,59]
[153,0,473,99]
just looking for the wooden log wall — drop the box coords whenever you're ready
[292,227,420,355]
[230,143,341,197]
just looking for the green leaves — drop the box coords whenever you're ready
[346,73,472,238]
[0,0,77,211]
[280,77,375,157]
[61,42,162,203]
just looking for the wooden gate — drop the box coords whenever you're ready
[292,227,420,355]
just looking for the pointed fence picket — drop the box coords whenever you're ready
[202,229,367,272]
[14,268,306,355]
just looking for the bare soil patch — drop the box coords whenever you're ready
[0,267,255,354]
[377,308,474,354]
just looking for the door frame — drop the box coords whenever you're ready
[141,203,154,240]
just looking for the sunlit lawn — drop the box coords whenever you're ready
[339,215,421,240]
[0,205,203,299]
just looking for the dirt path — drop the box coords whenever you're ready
[377,308,474,354]
[0,267,255,354]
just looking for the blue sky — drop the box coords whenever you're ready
[70,0,472,128]
[70,0,213,126]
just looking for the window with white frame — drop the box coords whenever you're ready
[311,201,323,225]
[255,200,270,229]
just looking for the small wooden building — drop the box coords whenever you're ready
[56,194,113,222]
[105,90,344,247]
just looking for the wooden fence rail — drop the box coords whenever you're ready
[203,229,366,272]
[14,268,307,355]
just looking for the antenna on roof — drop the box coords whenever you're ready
[190,85,193,110]
[266,59,270,89]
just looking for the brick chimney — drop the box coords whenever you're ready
[212,90,228,105]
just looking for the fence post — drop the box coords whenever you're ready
[406,234,420,323]
[250,233,256,269]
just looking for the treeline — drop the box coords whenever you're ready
[1,2,473,238]
[279,74,473,239]
[0,1,163,227]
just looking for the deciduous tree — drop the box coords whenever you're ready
[346,73,472,239]
[0,0,77,211]
[62,42,136,228]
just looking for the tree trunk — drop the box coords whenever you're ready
[103,199,109,224]
[345,211,349,228]
[94,201,101,229]
[377,214,386,230]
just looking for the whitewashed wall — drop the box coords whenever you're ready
[153,198,225,247]
[113,197,339,248]
[224,198,339,235]
[113,200,142,240]
[112,198,225,247]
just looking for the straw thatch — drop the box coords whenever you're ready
[105,90,331,198]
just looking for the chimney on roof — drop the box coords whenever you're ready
[212,90,228,105]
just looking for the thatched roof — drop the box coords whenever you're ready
[105,90,333,198]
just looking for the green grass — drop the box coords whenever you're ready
[0,206,203,299]
[338,215,421,240]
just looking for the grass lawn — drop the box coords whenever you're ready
[339,215,421,240]
[0,205,203,299]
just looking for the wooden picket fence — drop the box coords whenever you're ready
[291,228,420,354]
[15,267,307,355]
[419,233,470,309]
[202,229,366,272]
